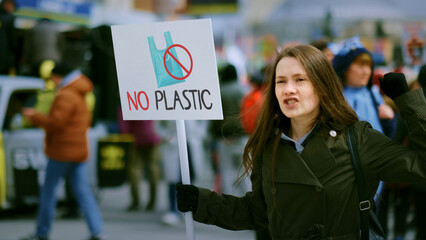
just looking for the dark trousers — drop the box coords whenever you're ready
[414,189,426,240]
[377,186,411,236]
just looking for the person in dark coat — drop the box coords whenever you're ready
[22,18,64,77]
[176,45,426,240]
[0,0,17,74]
[393,64,426,240]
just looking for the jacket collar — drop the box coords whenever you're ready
[272,144,323,187]
[268,121,338,187]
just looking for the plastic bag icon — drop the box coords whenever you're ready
[148,31,185,88]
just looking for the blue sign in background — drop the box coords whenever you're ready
[15,0,93,25]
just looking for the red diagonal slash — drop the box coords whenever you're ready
[164,44,193,80]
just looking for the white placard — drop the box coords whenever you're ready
[112,19,223,120]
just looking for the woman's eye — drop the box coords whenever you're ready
[297,78,304,82]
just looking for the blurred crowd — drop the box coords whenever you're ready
[2,0,426,239]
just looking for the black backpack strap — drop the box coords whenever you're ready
[346,127,370,240]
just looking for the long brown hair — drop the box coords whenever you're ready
[240,45,358,178]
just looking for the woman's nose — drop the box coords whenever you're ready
[284,82,296,95]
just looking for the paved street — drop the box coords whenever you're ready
[0,181,418,240]
[0,181,255,240]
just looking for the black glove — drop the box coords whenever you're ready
[176,182,199,213]
[379,72,410,100]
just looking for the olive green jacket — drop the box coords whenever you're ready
[194,89,426,240]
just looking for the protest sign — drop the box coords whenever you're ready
[112,19,223,120]
[112,19,223,240]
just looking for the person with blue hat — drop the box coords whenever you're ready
[332,36,395,138]
[332,36,397,215]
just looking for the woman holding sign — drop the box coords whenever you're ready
[176,45,426,240]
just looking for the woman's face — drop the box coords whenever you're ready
[275,57,320,123]
[344,56,372,87]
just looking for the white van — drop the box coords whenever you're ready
[0,75,113,209]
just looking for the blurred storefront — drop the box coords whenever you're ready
[7,0,426,122]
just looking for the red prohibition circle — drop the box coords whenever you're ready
[163,44,193,80]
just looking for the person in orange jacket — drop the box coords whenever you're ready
[240,68,267,135]
[21,62,105,240]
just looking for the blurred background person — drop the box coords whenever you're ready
[310,38,335,62]
[155,119,207,226]
[117,108,162,212]
[21,18,64,77]
[240,67,267,135]
[209,63,249,196]
[0,0,17,75]
[21,61,105,240]
[332,36,396,138]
